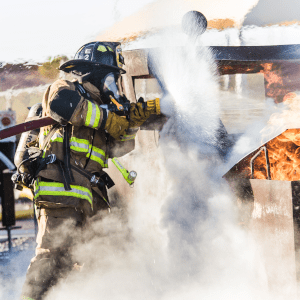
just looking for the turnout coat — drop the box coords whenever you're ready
[35,79,136,213]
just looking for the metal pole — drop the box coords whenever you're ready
[263,146,271,180]
[250,146,271,180]
[7,226,12,252]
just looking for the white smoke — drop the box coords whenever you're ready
[155,36,221,156]
[9,12,300,300]
[38,29,283,300]
[224,97,284,171]
[225,92,300,174]
[241,23,300,46]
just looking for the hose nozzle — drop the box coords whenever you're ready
[146,98,161,115]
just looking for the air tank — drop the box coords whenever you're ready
[14,103,42,172]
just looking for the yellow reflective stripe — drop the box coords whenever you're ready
[87,153,107,167]
[91,146,105,157]
[124,134,136,138]
[35,179,39,189]
[50,132,63,143]
[85,101,93,127]
[89,154,105,167]
[43,135,108,168]
[21,296,36,300]
[85,101,101,128]
[70,137,91,152]
[87,146,107,167]
[37,182,92,198]
[94,104,101,128]
[70,138,90,145]
[51,137,63,143]
[70,145,89,152]
[34,181,93,208]
[107,46,114,52]
[121,133,136,141]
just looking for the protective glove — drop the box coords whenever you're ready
[105,112,129,141]
[129,102,151,128]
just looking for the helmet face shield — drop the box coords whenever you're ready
[101,72,121,101]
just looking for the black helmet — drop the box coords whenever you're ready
[59,41,126,74]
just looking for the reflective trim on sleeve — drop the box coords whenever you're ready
[34,180,93,208]
[121,133,136,141]
[85,101,101,128]
[87,146,108,168]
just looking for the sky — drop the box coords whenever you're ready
[243,0,300,26]
[2,0,299,64]
[0,0,155,63]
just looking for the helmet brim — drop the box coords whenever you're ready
[59,59,126,74]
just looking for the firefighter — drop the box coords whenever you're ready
[20,41,160,300]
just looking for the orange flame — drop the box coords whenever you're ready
[260,63,289,103]
[252,129,300,181]
[283,92,297,102]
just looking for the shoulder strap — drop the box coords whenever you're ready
[41,123,62,150]
[73,81,93,100]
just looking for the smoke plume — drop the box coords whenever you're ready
[37,29,280,300]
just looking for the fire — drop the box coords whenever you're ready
[283,92,297,102]
[260,63,289,103]
[251,129,300,181]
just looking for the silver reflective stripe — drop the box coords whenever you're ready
[70,140,90,152]
[88,145,107,167]
[91,149,105,161]
[36,185,90,196]
[34,184,93,207]
[89,102,98,128]
[47,134,107,168]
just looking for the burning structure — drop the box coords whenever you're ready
[221,52,300,295]
[106,40,300,296]
[223,124,300,296]
[3,3,300,297]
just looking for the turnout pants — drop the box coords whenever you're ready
[21,207,85,300]
[21,188,109,300]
